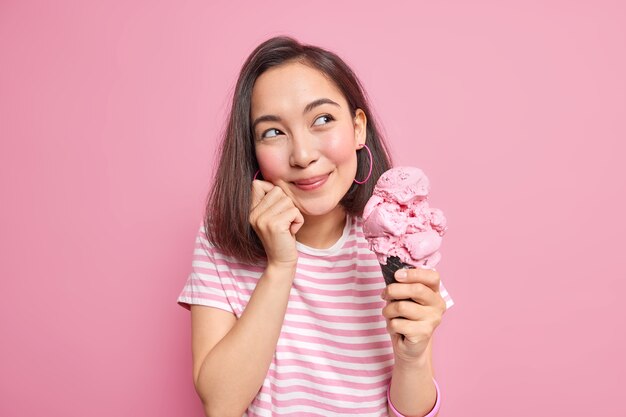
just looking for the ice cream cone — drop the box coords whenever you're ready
[362,166,446,287]
[379,256,415,286]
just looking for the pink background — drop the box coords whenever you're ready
[1,0,624,416]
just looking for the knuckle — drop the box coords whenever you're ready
[386,322,393,333]
[250,212,262,228]
[270,186,284,197]
[389,319,401,333]
[268,221,282,233]
[257,217,269,232]
[431,312,442,327]
[428,321,437,335]
[381,305,391,319]
[434,277,441,289]
[431,271,441,287]
[411,283,424,296]
[396,301,410,316]
[434,292,446,309]
[386,283,399,298]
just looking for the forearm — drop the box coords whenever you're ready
[387,356,437,417]
[196,264,295,417]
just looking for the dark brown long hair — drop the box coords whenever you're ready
[205,36,392,264]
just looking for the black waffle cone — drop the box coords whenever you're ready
[380,256,415,286]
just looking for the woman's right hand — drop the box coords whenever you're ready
[249,180,304,269]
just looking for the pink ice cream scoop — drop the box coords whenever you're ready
[362,166,447,285]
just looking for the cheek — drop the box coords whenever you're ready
[255,147,288,181]
[323,126,357,166]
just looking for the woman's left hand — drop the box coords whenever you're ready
[381,267,448,364]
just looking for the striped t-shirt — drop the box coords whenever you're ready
[177,214,454,416]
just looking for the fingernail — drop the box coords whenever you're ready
[395,269,407,280]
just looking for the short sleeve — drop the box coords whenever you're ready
[176,223,234,313]
[439,279,455,310]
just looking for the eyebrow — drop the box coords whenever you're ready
[251,98,341,131]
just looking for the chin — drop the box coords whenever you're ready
[297,199,344,218]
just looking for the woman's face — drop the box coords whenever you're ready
[250,61,367,217]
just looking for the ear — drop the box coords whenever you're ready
[353,108,367,149]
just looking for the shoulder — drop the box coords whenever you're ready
[350,215,371,250]
[193,222,264,272]
[352,214,366,235]
[346,215,380,265]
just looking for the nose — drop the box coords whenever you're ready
[289,130,319,168]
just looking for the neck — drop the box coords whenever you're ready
[296,206,347,249]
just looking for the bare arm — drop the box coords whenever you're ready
[193,180,304,417]
[387,337,438,417]
[192,263,295,417]
[382,267,448,416]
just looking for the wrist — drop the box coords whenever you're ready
[393,352,430,371]
[264,261,297,282]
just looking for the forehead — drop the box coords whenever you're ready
[250,62,347,117]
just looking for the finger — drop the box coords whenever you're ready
[382,300,427,321]
[258,206,304,235]
[290,208,304,235]
[250,179,277,209]
[394,267,440,293]
[251,185,287,216]
[387,318,433,342]
[253,189,300,227]
[384,282,439,306]
[261,194,298,218]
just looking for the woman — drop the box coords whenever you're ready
[178,35,455,417]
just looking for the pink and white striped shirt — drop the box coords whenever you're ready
[177,214,454,416]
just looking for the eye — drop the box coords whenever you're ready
[313,114,334,126]
[260,128,283,139]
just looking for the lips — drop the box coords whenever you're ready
[292,174,330,190]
